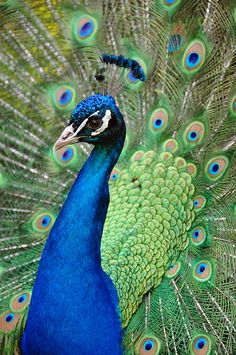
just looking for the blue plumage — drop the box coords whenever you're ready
[22,94,126,354]
[71,94,116,122]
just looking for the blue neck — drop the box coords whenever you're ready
[52,136,125,260]
[22,130,125,355]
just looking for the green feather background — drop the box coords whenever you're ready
[0,0,236,354]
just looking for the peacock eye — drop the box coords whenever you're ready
[86,117,103,130]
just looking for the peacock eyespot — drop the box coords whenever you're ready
[144,340,154,351]
[193,195,206,212]
[187,52,200,67]
[59,89,73,105]
[10,291,31,312]
[191,226,207,246]
[187,130,198,141]
[138,336,160,354]
[205,156,229,180]
[198,264,206,273]
[184,121,205,145]
[79,20,95,38]
[154,119,163,128]
[53,85,76,111]
[210,162,219,173]
[193,260,212,282]
[166,261,181,278]
[62,148,73,161]
[196,339,206,349]
[32,211,55,233]
[5,314,14,323]
[183,40,206,73]
[190,334,211,354]
[0,310,21,333]
[41,216,51,227]
[189,131,197,139]
[18,295,26,303]
[73,15,98,43]
[54,145,78,166]
[110,169,119,182]
[150,109,168,133]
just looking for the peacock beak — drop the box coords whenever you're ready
[54,118,89,152]
[53,124,80,152]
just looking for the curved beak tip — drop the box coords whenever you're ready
[53,124,75,153]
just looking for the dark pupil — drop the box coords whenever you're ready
[18,296,25,303]
[42,218,48,225]
[190,132,197,138]
[189,52,199,65]
[195,231,199,237]
[198,341,205,349]
[63,151,69,159]
[6,315,13,322]
[212,164,219,172]
[60,91,70,103]
[155,119,162,126]
[200,266,205,272]
[81,22,92,35]
[145,343,152,351]
[88,118,102,129]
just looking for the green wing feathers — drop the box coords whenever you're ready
[102,151,195,326]
[0,0,236,354]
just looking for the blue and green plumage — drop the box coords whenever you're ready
[0,1,236,354]
[22,94,126,354]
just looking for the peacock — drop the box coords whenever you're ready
[0,0,236,354]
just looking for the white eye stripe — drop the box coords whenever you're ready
[56,109,111,150]
[72,110,99,134]
[74,118,88,135]
[91,110,112,136]
[89,110,99,117]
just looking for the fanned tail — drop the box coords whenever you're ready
[0,1,235,354]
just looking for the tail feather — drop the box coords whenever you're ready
[0,0,235,354]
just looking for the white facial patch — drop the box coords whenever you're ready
[74,118,88,135]
[91,110,112,136]
[61,119,88,141]
[54,118,88,151]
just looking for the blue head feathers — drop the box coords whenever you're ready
[54,54,144,151]
[71,94,116,121]
[54,94,125,150]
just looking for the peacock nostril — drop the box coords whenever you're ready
[62,132,73,140]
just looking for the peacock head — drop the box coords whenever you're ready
[54,94,125,151]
